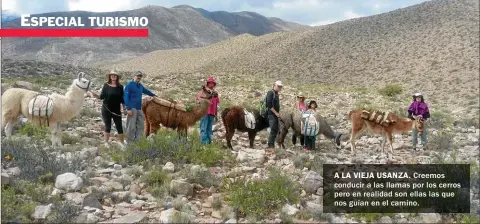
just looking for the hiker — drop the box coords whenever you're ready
[196,77,219,144]
[408,92,430,150]
[89,70,126,147]
[303,100,318,151]
[296,93,307,112]
[265,80,283,152]
[124,71,157,143]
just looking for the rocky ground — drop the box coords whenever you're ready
[1,72,479,223]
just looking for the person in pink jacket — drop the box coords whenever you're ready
[195,77,219,144]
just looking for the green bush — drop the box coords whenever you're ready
[221,168,300,218]
[110,129,231,167]
[143,169,171,187]
[1,185,36,223]
[16,122,49,141]
[46,201,82,223]
[180,165,220,187]
[61,133,82,145]
[378,84,403,97]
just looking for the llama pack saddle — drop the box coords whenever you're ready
[243,109,256,130]
[149,97,190,112]
[28,95,54,118]
[360,109,393,127]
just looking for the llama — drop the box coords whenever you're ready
[277,109,343,149]
[142,97,212,136]
[2,72,91,147]
[221,106,270,150]
[348,109,423,155]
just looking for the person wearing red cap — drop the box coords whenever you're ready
[196,77,220,144]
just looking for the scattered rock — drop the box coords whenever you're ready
[236,148,265,167]
[282,204,299,216]
[162,162,175,173]
[107,212,147,223]
[302,171,323,194]
[1,172,12,186]
[33,204,52,220]
[170,179,194,197]
[379,216,393,223]
[55,172,83,192]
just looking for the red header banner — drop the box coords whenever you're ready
[0,28,149,37]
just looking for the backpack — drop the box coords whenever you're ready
[259,90,274,118]
[301,112,319,137]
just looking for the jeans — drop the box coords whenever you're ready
[267,114,279,148]
[126,108,144,143]
[412,123,427,147]
[304,135,315,150]
[200,114,215,144]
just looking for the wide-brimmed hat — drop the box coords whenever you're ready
[413,92,423,97]
[297,92,305,98]
[106,70,121,79]
[206,77,216,85]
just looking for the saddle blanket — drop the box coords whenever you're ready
[361,109,392,127]
[244,109,256,130]
[28,95,54,118]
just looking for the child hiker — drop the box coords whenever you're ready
[196,77,219,144]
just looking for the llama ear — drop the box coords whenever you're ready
[78,72,85,80]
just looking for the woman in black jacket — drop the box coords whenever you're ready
[90,71,126,147]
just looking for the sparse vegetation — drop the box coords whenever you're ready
[429,131,455,152]
[1,138,83,182]
[108,129,232,167]
[1,185,37,223]
[221,168,300,218]
[179,165,220,187]
[16,122,49,141]
[429,111,454,129]
[378,84,403,97]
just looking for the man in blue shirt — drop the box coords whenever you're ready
[124,71,157,143]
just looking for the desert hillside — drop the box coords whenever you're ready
[1,55,479,224]
[1,5,303,66]
[1,0,479,223]
[108,0,479,111]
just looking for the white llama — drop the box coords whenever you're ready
[2,72,91,147]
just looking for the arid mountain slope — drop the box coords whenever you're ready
[174,5,306,36]
[109,0,479,109]
[1,5,303,66]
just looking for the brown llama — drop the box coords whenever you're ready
[142,97,212,136]
[221,106,269,150]
[348,109,423,155]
